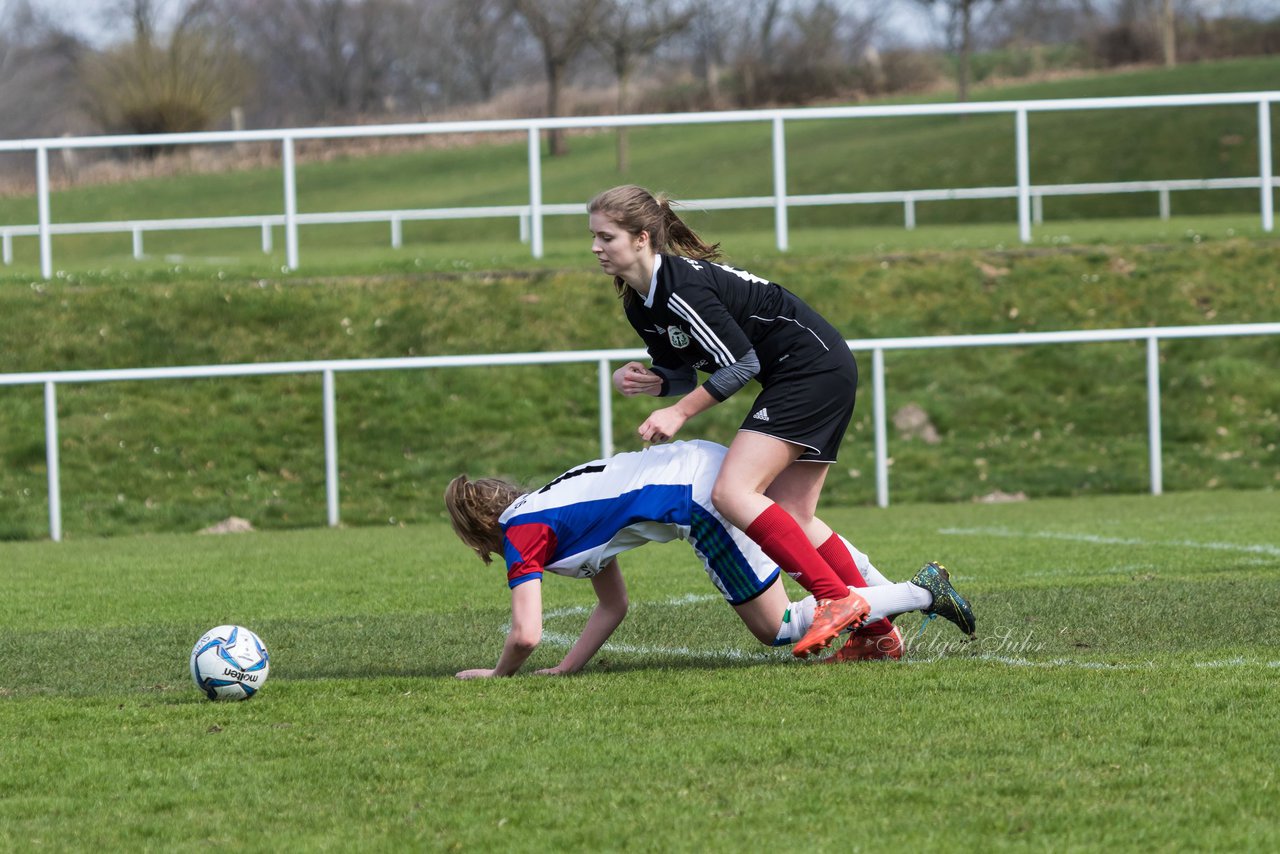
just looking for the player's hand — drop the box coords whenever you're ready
[638,405,687,444]
[613,362,662,397]
[455,668,498,680]
[533,666,571,676]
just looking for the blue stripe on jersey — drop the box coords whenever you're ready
[502,483,694,563]
[688,503,759,604]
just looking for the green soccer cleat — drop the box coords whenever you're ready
[909,561,976,638]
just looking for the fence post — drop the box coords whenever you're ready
[44,381,62,542]
[132,227,144,260]
[261,221,273,254]
[2,230,11,265]
[1260,99,1274,233]
[598,358,613,460]
[37,146,52,280]
[872,347,889,508]
[904,197,916,230]
[1159,186,1171,220]
[1146,336,1163,496]
[390,215,402,249]
[323,369,339,527]
[1015,109,1031,244]
[282,136,299,270]
[527,128,544,259]
[772,115,789,252]
[1032,192,1043,225]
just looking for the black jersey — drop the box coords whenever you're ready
[623,254,848,396]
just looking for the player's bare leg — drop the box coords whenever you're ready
[713,432,868,657]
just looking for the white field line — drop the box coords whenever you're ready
[521,594,1280,670]
[522,595,789,663]
[937,526,1280,558]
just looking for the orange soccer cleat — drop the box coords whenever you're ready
[822,625,905,663]
[792,592,870,658]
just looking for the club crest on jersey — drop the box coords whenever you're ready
[668,326,691,349]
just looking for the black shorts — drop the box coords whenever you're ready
[738,348,858,463]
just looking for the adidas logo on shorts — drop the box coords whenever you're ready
[752,408,770,422]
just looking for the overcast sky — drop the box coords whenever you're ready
[24,0,943,48]
[18,0,1280,50]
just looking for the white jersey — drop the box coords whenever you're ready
[498,440,778,604]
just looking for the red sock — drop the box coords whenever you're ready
[818,533,894,636]
[745,504,847,601]
[817,533,868,586]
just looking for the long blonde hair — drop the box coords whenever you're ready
[444,474,524,564]
[588,185,721,303]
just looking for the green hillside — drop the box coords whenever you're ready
[0,57,1276,275]
[1,234,1277,540]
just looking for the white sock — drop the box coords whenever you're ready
[858,583,932,623]
[838,535,892,586]
[773,596,816,646]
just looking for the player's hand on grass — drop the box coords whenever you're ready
[455,668,498,679]
[533,667,569,676]
[613,362,662,397]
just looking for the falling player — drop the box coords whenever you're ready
[444,440,976,678]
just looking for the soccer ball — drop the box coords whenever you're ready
[190,625,270,701]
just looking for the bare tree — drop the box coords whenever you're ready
[913,0,1007,101]
[435,0,527,103]
[1159,0,1177,65]
[0,0,86,140]
[508,0,605,156]
[80,0,250,139]
[772,0,880,98]
[590,0,693,172]
[729,0,785,106]
[213,0,434,125]
[674,0,880,108]
[980,0,1097,47]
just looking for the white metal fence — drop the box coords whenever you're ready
[1,91,1276,278]
[3,321,1277,542]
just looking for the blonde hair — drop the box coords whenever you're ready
[588,185,721,303]
[444,474,524,564]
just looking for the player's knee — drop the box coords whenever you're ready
[709,481,740,519]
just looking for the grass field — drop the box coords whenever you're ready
[2,489,1277,849]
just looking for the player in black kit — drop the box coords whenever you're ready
[588,185,894,659]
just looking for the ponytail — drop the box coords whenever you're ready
[657,196,721,262]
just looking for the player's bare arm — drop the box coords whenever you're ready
[535,560,628,676]
[455,578,543,679]
[638,385,718,443]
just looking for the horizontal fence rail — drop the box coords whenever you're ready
[0,91,1276,276]
[4,175,1278,266]
[3,322,1278,541]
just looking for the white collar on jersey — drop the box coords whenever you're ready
[643,253,663,308]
